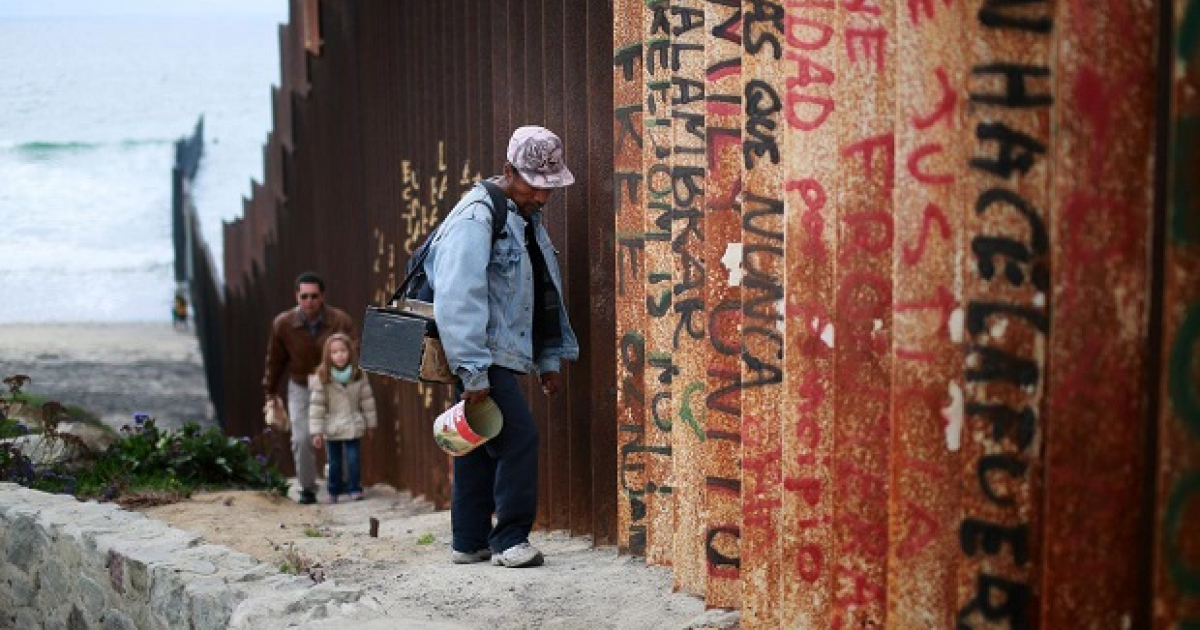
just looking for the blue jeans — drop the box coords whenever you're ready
[451,366,539,554]
[326,438,362,496]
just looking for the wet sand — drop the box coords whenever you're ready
[0,322,215,431]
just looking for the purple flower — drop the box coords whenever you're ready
[133,413,150,425]
[14,422,27,434]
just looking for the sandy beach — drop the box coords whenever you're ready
[0,322,730,628]
[0,322,215,432]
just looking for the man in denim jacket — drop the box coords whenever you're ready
[425,126,580,568]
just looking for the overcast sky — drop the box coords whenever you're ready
[0,0,285,19]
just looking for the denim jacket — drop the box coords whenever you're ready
[425,181,580,392]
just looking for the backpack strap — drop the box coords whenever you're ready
[386,180,511,305]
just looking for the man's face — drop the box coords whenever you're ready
[509,171,554,217]
[295,282,323,318]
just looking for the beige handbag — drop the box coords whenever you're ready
[264,398,290,432]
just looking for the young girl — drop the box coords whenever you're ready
[309,332,377,503]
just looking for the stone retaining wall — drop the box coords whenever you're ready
[0,484,369,629]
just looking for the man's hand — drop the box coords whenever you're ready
[540,371,560,397]
[461,388,492,405]
[312,434,324,450]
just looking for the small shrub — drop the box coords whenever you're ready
[0,374,288,502]
[417,532,435,545]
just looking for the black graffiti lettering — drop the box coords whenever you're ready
[672,5,706,35]
[617,236,644,297]
[956,574,1031,629]
[615,106,645,152]
[674,297,706,345]
[620,439,672,497]
[674,248,705,293]
[745,0,784,58]
[977,453,1027,506]
[674,111,706,152]
[742,326,784,387]
[971,236,1034,288]
[705,525,742,569]
[648,80,672,116]
[979,0,1052,33]
[966,343,1040,387]
[672,43,706,72]
[650,2,671,35]
[743,192,785,239]
[647,119,673,158]
[969,121,1046,179]
[673,166,706,208]
[649,352,678,385]
[960,518,1030,566]
[966,300,1048,335]
[648,274,672,317]
[614,44,644,81]
[627,526,647,555]
[970,63,1052,109]
[744,80,783,168]
[975,188,1048,255]
[707,58,742,79]
[708,0,743,44]
[967,402,1036,451]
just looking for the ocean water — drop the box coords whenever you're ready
[0,2,286,323]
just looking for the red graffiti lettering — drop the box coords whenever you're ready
[842,211,893,258]
[786,50,836,89]
[841,134,895,195]
[836,272,892,322]
[796,543,826,583]
[840,515,888,557]
[912,67,956,130]
[907,0,952,25]
[907,143,955,185]
[896,347,937,362]
[896,500,940,558]
[845,28,888,72]
[785,14,834,50]
[842,0,882,15]
[895,284,957,335]
[901,202,951,266]
[833,565,886,606]
[784,475,824,506]
[787,93,836,131]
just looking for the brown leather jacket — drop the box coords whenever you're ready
[262,305,357,397]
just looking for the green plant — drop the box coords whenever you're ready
[417,532,435,545]
[0,373,289,502]
[303,526,323,538]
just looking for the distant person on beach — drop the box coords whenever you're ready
[263,271,357,505]
[172,293,189,331]
[424,126,580,568]
[308,332,376,504]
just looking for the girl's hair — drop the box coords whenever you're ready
[315,333,362,385]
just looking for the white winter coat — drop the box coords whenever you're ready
[308,373,377,441]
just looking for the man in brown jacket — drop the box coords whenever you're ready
[263,271,357,504]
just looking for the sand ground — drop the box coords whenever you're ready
[0,323,735,629]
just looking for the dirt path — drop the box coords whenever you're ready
[2,322,736,629]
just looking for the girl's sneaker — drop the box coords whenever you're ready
[328,495,339,504]
[348,492,364,501]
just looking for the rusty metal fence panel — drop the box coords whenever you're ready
[200,0,1200,624]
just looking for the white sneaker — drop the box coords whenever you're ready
[492,542,544,568]
[450,548,492,564]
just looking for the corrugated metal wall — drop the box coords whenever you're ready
[215,0,1200,625]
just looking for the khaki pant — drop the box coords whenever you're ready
[288,380,317,493]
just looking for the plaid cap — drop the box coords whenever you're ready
[506,125,575,188]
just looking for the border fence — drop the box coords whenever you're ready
[193,0,1200,626]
